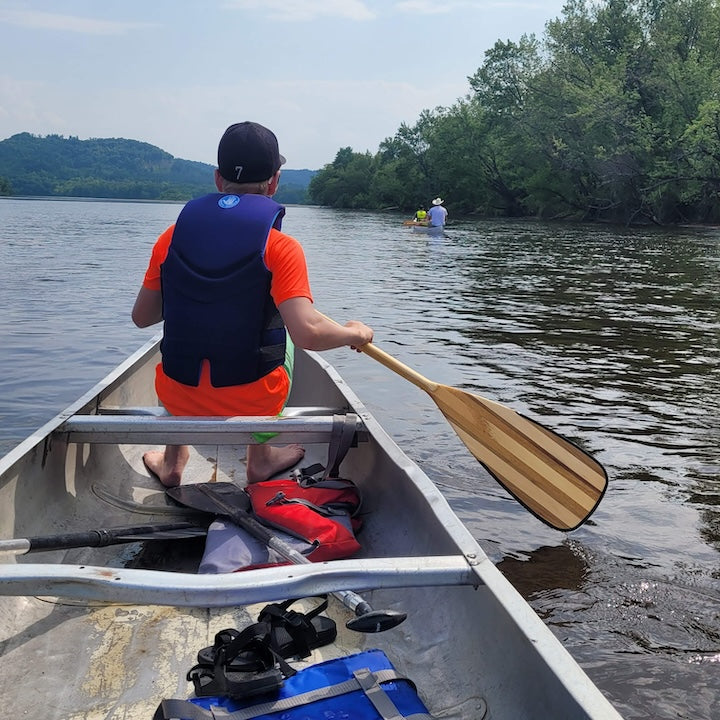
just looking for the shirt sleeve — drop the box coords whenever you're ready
[265,228,313,306]
[142,225,175,291]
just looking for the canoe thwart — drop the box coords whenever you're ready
[54,412,368,445]
[96,405,345,417]
[0,554,479,607]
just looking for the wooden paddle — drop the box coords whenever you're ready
[347,335,607,531]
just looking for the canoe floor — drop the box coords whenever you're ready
[0,442,389,719]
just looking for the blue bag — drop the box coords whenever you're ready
[154,649,434,719]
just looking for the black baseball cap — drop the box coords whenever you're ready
[217,121,286,184]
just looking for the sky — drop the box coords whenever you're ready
[0,1,567,171]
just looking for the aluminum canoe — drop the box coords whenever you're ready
[0,335,622,719]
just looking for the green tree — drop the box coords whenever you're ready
[308,148,375,208]
[309,0,720,224]
[0,133,320,202]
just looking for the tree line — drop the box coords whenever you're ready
[0,133,214,200]
[309,0,720,225]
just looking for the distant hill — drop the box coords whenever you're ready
[0,133,316,204]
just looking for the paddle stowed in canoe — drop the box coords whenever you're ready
[0,522,208,556]
[358,342,608,531]
[166,482,407,633]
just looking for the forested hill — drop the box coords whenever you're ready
[0,133,315,204]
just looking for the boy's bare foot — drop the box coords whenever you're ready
[142,445,190,488]
[246,443,305,484]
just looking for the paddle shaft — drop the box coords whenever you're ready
[0,521,207,556]
[167,483,405,631]
[317,313,435,392]
[359,342,438,393]
[360,345,507,417]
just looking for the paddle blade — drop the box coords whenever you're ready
[167,482,251,517]
[432,384,608,531]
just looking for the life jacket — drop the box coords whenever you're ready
[246,412,362,563]
[160,193,286,387]
[245,472,362,563]
[197,414,362,572]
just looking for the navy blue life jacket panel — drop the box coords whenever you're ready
[160,193,287,387]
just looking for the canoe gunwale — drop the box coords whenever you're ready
[0,334,163,479]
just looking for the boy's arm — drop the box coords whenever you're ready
[278,297,372,351]
[132,286,163,328]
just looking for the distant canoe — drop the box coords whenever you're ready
[403,220,445,233]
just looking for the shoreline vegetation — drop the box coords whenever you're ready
[307,0,720,227]
[3,2,720,226]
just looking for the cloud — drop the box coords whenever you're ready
[0,73,467,169]
[223,0,376,22]
[394,0,453,14]
[0,9,152,35]
[0,75,64,128]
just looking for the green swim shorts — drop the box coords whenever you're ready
[252,335,295,444]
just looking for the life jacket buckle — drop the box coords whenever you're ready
[265,491,287,506]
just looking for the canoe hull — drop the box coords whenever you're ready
[0,337,622,719]
[402,219,445,233]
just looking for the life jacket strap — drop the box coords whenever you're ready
[325,413,359,479]
[265,491,352,517]
[291,413,363,519]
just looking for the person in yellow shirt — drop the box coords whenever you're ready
[413,206,427,223]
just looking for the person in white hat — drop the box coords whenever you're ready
[427,197,448,227]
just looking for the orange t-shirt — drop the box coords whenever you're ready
[142,223,313,416]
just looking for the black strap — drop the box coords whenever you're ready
[257,595,331,659]
[187,622,294,699]
[265,493,351,516]
[295,414,358,483]
[290,413,362,520]
[153,699,215,720]
[209,622,273,669]
[324,413,358,479]
[260,595,329,624]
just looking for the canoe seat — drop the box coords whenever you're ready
[54,408,367,445]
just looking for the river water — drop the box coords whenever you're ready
[1,197,718,719]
